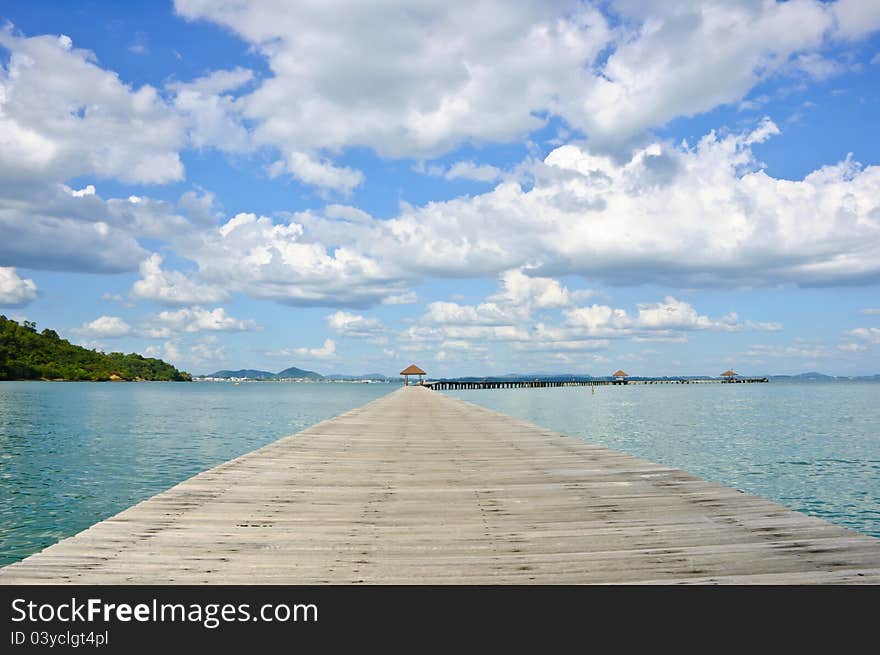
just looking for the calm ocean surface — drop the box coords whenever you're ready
[0,381,393,566]
[0,380,877,566]
[446,382,879,540]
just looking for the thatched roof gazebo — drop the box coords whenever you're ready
[720,370,738,383]
[612,369,628,385]
[400,364,426,386]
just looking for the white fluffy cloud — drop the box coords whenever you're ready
[268,152,364,195]
[132,253,229,305]
[353,121,880,288]
[424,301,520,327]
[407,268,781,360]
[0,28,184,185]
[0,185,151,274]
[578,0,841,146]
[74,315,132,338]
[9,120,874,311]
[187,336,227,365]
[174,0,610,158]
[178,211,410,307]
[168,67,254,153]
[490,269,590,311]
[150,307,258,335]
[173,0,880,159]
[289,338,337,360]
[0,267,37,307]
[326,311,384,338]
[421,269,586,327]
[381,291,418,306]
[849,327,880,344]
[144,341,183,363]
[833,0,880,40]
[511,338,610,353]
[564,297,741,335]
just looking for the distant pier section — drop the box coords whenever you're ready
[425,370,769,391]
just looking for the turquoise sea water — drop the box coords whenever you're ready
[0,381,393,566]
[446,382,880,539]
[0,381,877,567]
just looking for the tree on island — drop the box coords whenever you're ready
[0,315,191,381]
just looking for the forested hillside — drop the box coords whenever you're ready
[0,316,191,381]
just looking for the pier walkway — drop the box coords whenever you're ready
[425,377,768,391]
[2,387,878,584]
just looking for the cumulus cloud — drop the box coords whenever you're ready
[489,269,589,311]
[353,122,880,288]
[0,186,150,274]
[511,338,610,353]
[832,0,880,40]
[149,306,258,334]
[564,297,741,335]
[421,269,588,330]
[177,211,411,307]
[0,180,207,275]
[177,189,222,226]
[278,338,337,360]
[174,0,610,157]
[424,301,520,327]
[381,291,418,305]
[0,28,184,186]
[132,253,229,305]
[405,268,782,361]
[144,341,182,363]
[187,337,227,365]
[268,152,364,195]
[173,0,880,160]
[326,311,384,338]
[848,327,880,344]
[74,315,132,338]
[0,267,37,307]
[168,67,254,153]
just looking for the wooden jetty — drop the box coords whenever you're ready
[425,377,768,391]
[1,386,877,584]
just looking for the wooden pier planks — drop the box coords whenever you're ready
[425,377,768,390]
[1,386,878,584]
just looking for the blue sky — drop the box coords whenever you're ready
[1,0,879,377]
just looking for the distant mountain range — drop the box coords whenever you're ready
[199,367,390,381]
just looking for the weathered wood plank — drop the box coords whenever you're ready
[1,386,878,584]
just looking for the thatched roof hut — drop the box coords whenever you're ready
[612,370,628,378]
[720,370,738,378]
